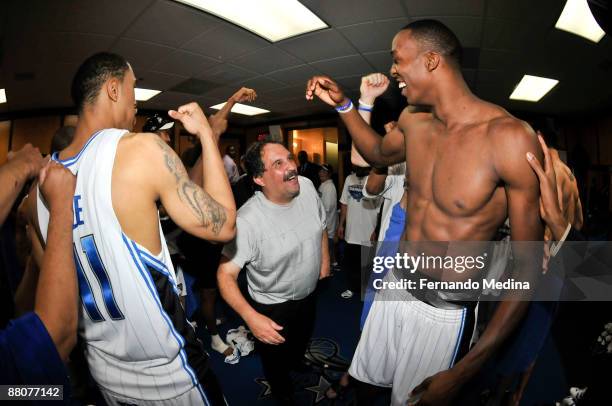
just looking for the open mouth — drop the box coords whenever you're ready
[284,172,298,182]
[398,81,406,89]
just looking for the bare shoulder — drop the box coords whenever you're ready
[487,114,538,155]
[398,105,433,131]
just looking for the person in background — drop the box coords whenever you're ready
[297,150,322,189]
[318,164,338,268]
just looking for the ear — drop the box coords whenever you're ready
[253,176,265,188]
[106,77,120,102]
[424,52,440,72]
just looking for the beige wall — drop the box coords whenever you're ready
[12,116,61,155]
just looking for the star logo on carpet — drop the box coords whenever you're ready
[305,375,332,403]
[255,377,273,399]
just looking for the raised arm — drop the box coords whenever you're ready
[188,87,257,186]
[352,73,390,166]
[306,75,404,167]
[133,103,236,242]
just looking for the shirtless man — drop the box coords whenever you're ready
[28,52,236,405]
[306,19,543,405]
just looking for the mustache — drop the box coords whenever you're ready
[283,170,298,181]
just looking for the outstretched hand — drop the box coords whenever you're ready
[360,73,390,104]
[306,76,346,107]
[409,369,459,406]
[169,102,212,138]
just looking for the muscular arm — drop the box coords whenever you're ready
[148,133,236,241]
[454,122,544,383]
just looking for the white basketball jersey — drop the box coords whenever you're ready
[37,129,211,403]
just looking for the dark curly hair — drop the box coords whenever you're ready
[71,52,130,113]
[244,140,282,178]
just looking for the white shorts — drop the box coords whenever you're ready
[349,274,476,406]
[100,383,213,406]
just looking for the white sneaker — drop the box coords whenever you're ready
[341,290,353,299]
[569,387,587,400]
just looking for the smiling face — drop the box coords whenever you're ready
[254,143,300,204]
[390,30,431,105]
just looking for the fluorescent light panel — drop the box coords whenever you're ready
[211,102,270,116]
[135,88,161,101]
[509,75,559,102]
[555,0,605,43]
[0,89,6,104]
[174,0,328,42]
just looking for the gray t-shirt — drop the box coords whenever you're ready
[223,176,327,304]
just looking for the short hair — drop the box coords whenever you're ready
[402,19,462,67]
[71,52,130,113]
[244,140,282,178]
[50,126,75,153]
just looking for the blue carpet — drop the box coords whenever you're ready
[185,271,569,405]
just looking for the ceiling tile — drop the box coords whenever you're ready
[363,51,393,73]
[138,71,189,91]
[478,49,520,70]
[258,85,307,102]
[181,24,268,61]
[401,0,485,17]
[33,0,154,36]
[239,76,286,93]
[432,16,483,48]
[311,55,373,77]
[301,0,406,27]
[41,32,115,65]
[278,30,356,62]
[232,47,302,74]
[151,50,219,78]
[124,1,219,48]
[265,65,321,85]
[197,64,258,85]
[340,19,407,53]
[111,38,175,73]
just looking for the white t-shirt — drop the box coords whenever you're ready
[223,154,240,184]
[340,173,381,247]
[318,179,338,237]
[362,174,405,242]
[223,176,326,304]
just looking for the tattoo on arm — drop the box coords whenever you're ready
[154,137,227,234]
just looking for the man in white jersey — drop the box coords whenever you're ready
[27,52,236,405]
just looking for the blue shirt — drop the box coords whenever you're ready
[0,312,69,388]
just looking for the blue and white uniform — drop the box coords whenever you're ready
[37,129,219,405]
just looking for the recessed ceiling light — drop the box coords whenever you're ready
[0,89,6,104]
[509,75,559,102]
[174,0,328,42]
[555,0,605,43]
[135,88,161,101]
[210,102,270,116]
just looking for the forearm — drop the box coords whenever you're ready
[14,257,39,316]
[218,270,258,322]
[365,168,388,195]
[339,205,347,229]
[199,131,237,233]
[338,106,392,167]
[454,300,529,381]
[188,155,204,187]
[0,163,29,225]
[34,207,77,361]
[320,229,329,273]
